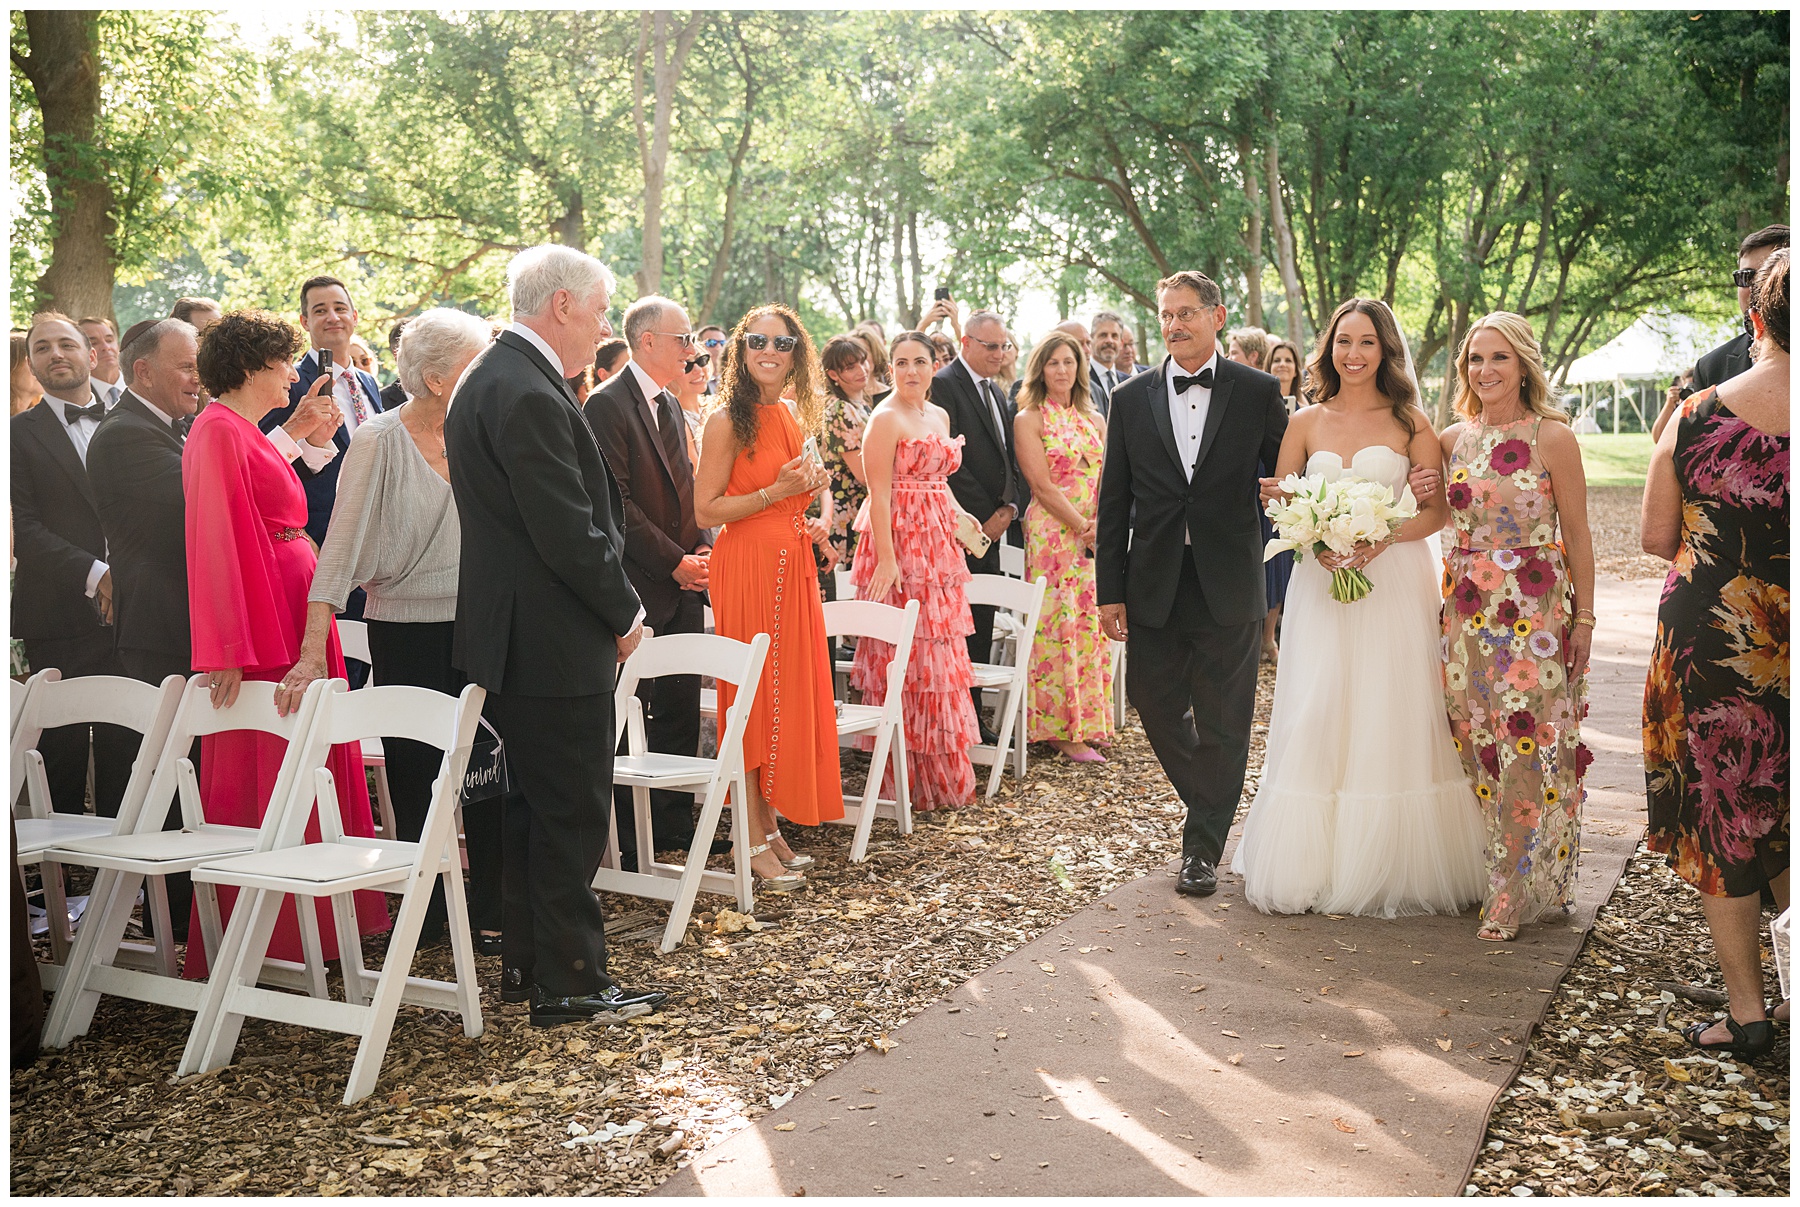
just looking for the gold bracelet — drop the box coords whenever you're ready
[1573,616,1595,627]
[758,488,773,510]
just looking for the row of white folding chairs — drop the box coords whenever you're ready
[25,672,482,1104]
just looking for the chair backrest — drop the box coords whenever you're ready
[9,668,59,795]
[820,598,917,646]
[616,632,769,773]
[284,681,485,852]
[833,567,857,601]
[129,676,331,835]
[997,541,1025,578]
[12,673,186,824]
[336,619,373,667]
[965,572,1047,618]
[10,673,36,740]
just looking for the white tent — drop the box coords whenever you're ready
[1561,311,1736,434]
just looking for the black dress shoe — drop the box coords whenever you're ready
[978,722,1002,746]
[500,966,534,1003]
[1176,855,1218,897]
[529,984,670,1028]
[472,931,504,958]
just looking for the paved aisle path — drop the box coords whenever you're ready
[659,575,1658,1197]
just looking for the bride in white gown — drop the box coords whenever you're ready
[1233,299,1485,917]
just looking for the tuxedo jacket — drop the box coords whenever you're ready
[933,359,1020,522]
[10,391,112,643]
[86,392,190,664]
[1692,331,1753,391]
[257,354,385,545]
[1096,354,1288,629]
[447,331,642,697]
[583,370,703,632]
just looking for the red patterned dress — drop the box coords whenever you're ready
[850,432,979,810]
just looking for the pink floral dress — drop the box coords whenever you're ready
[1024,399,1113,744]
[1442,417,1590,930]
[850,432,979,810]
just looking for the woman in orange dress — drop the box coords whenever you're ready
[695,304,844,889]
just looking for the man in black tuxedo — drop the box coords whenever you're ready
[935,309,1022,742]
[584,296,711,864]
[447,244,665,1028]
[1097,271,1287,898]
[1692,223,1789,391]
[11,313,138,817]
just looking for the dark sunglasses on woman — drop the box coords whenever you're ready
[683,352,711,372]
[744,332,798,353]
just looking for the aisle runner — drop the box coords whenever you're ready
[658,576,1655,1197]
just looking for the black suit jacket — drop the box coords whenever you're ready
[379,379,407,411]
[257,354,385,545]
[1692,331,1753,391]
[85,392,190,663]
[934,359,1020,521]
[1096,355,1287,629]
[10,392,112,643]
[447,331,642,697]
[1088,364,1113,419]
[583,370,702,632]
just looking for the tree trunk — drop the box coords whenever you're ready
[890,208,908,329]
[1236,130,1264,329]
[631,11,704,296]
[906,209,924,330]
[1264,135,1304,347]
[1435,298,1469,428]
[696,25,757,326]
[550,189,585,252]
[16,11,116,322]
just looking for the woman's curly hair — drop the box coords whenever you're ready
[197,310,305,397]
[718,304,827,452]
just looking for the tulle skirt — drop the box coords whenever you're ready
[1232,539,1486,917]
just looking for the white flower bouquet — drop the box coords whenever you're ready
[1263,473,1418,603]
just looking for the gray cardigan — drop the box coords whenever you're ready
[309,408,460,622]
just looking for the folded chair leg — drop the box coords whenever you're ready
[178,883,271,1076]
[331,891,370,1007]
[296,895,329,1000]
[191,887,286,1077]
[439,848,482,1037]
[342,867,435,1105]
[849,725,893,864]
[42,867,140,1048]
[662,778,734,953]
[146,876,178,978]
[42,858,71,967]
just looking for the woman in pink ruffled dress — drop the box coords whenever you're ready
[850,331,979,810]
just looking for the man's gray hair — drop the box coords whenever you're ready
[121,319,196,383]
[623,295,683,351]
[1091,310,1127,332]
[398,308,493,399]
[507,244,617,319]
[964,309,1006,336]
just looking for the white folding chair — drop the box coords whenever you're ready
[823,599,918,862]
[594,631,770,953]
[997,540,1026,579]
[179,681,485,1104]
[10,672,36,742]
[334,619,398,841]
[12,672,187,981]
[833,566,857,601]
[40,678,334,1049]
[966,574,1047,799]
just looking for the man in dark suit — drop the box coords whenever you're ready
[935,309,1023,743]
[256,274,384,546]
[1692,223,1789,391]
[379,319,410,410]
[584,296,712,865]
[11,313,138,817]
[447,244,665,1028]
[1097,271,1287,899]
[1091,310,1133,398]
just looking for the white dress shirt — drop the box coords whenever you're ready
[957,352,1010,447]
[134,392,177,427]
[304,348,374,442]
[41,389,113,595]
[626,359,667,428]
[1166,350,1220,545]
[91,374,125,407]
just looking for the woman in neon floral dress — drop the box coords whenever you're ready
[1640,250,1788,1061]
[851,331,979,810]
[1419,312,1596,942]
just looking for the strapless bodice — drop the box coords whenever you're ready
[1305,445,1411,496]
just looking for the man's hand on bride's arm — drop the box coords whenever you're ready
[1259,476,1287,504]
[1407,462,1441,500]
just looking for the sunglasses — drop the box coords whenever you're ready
[1732,267,1759,288]
[700,336,726,349]
[654,330,697,347]
[966,335,1016,353]
[683,352,712,372]
[744,332,798,353]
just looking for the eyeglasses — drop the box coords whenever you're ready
[700,336,726,349]
[683,352,712,372]
[1158,307,1212,327]
[1732,267,1759,288]
[966,336,1015,353]
[653,331,697,347]
[743,332,797,353]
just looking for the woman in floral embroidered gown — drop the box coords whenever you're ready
[1640,250,1789,1061]
[1414,311,1595,943]
[851,331,979,809]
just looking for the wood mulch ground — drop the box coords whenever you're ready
[13,487,1785,1196]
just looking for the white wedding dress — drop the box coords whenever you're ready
[1232,446,1485,917]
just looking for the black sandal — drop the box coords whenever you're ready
[1681,1015,1777,1062]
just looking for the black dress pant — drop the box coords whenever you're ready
[1125,548,1261,867]
[118,646,197,939]
[20,634,137,819]
[613,590,704,857]
[964,541,1001,722]
[364,620,503,934]
[488,689,616,997]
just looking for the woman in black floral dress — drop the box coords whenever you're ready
[816,336,879,593]
[1641,249,1790,1062]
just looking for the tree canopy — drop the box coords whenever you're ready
[11,8,1787,405]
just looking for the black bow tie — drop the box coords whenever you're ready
[1173,367,1214,394]
[63,400,106,425]
[173,414,193,438]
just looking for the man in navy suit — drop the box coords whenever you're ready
[257,274,385,546]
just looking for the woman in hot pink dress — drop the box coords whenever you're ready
[183,310,388,977]
[851,331,980,810]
